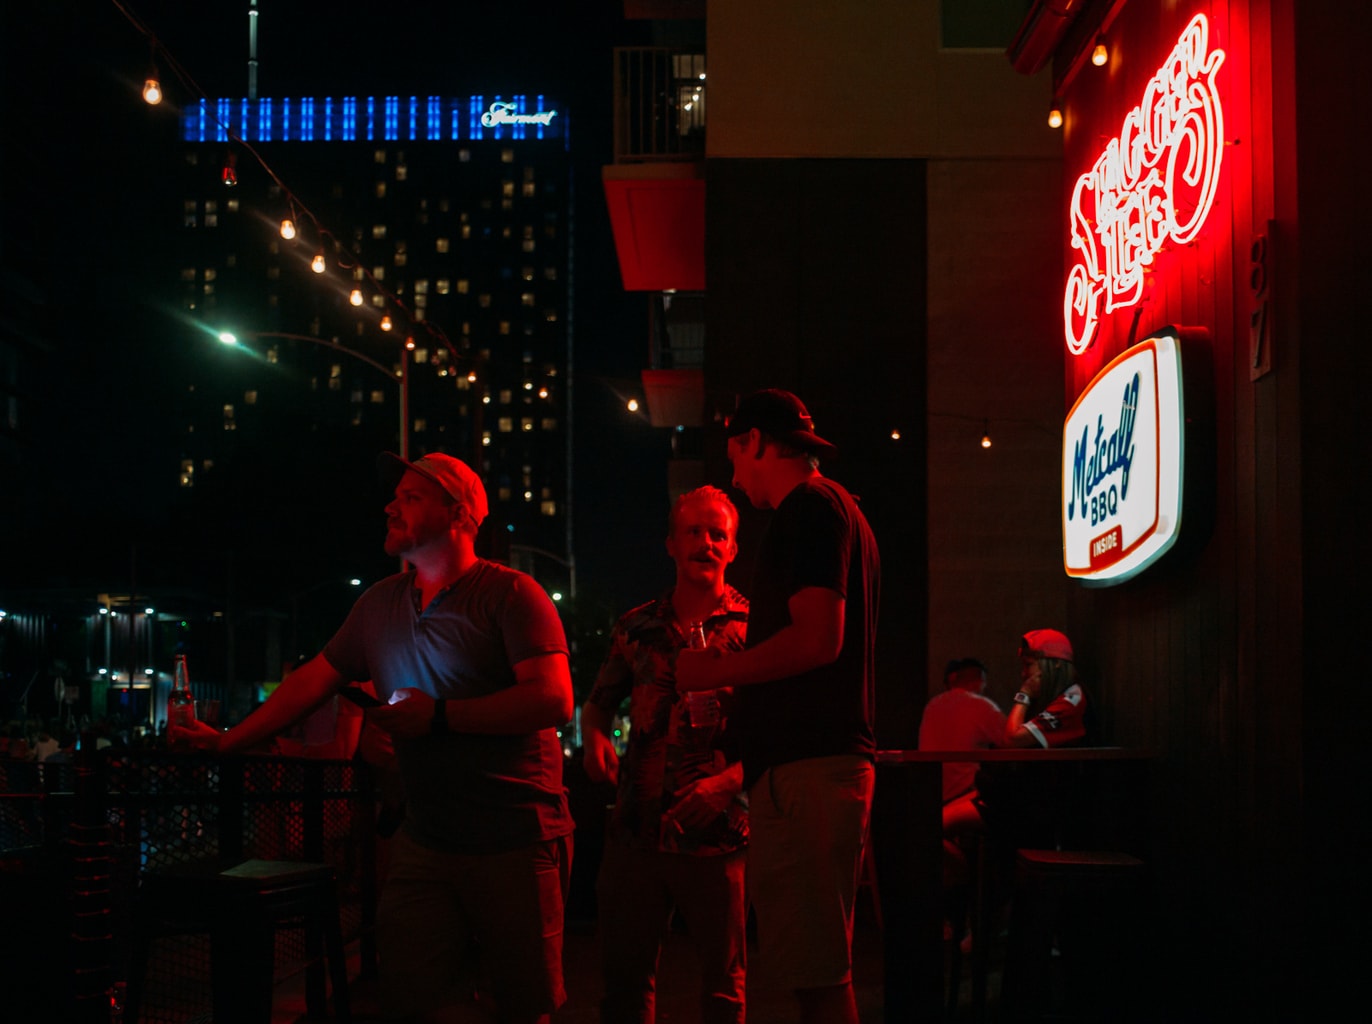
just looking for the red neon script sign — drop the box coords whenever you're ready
[1064,15,1226,354]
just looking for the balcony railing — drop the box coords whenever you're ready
[612,48,707,162]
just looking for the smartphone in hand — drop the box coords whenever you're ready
[339,686,384,709]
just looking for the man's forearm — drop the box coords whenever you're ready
[710,621,840,688]
[221,657,342,753]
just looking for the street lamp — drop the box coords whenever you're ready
[216,329,411,460]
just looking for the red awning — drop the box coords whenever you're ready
[602,164,705,292]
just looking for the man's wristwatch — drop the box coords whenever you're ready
[431,698,450,735]
[1013,690,1032,706]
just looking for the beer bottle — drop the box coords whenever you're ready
[166,654,197,731]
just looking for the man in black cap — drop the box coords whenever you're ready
[177,451,576,1024]
[678,389,880,1024]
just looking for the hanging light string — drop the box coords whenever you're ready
[108,0,462,369]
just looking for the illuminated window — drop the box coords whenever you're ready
[375,150,387,163]
[222,404,236,430]
[479,294,492,308]
[244,390,257,404]
[498,417,514,433]
[482,432,492,446]
[267,346,279,363]
[372,224,387,239]
[415,280,429,295]
[414,418,427,433]
[545,310,558,323]
[541,500,556,516]
[499,389,513,404]
[180,460,195,488]
[180,268,196,281]
[204,268,217,281]
[522,182,536,197]
[541,417,557,431]
[544,267,557,281]
[373,267,386,281]
[502,181,515,197]
[396,164,407,181]
[501,148,514,163]
[351,389,364,404]
[498,486,512,500]
[461,225,472,240]
[436,238,450,253]
[501,199,514,211]
[459,148,471,162]
[371,390,386,404]
[372,294,386,309]
[226,198,238,213]
[521,418,534,432]
[436,279,450,295]
[522,267,535,282]
[395,250,407,267]
[521,293,535,307]
[502,225,513,239]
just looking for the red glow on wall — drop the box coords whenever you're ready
[1063,15,1226,355]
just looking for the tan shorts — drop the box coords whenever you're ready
[747,754,875,991]
[378,829,571,1018]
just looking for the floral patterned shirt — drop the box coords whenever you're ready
[587,586,749,855]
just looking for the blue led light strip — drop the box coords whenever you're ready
[180,95,563,144]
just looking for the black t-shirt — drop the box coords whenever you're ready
[732,477,880,787]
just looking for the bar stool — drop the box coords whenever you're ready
[126,858,352,1023]
[999,849,1147,1022]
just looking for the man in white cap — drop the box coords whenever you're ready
[177,451,575,1023]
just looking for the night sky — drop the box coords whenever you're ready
[4,2,676,624]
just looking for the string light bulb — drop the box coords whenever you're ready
[143,45,163,105]
[279,218,297,240]
[1092,35,1108,66]
[627,398,640,413]
[311,251,326,273]
[379,315,393,331]
[221,152,238,187]
[1048,99,1063,129]
[405,337,417,351]
[980,421,993,449]
[349,289,364,306]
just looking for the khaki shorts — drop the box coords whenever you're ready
[747,754,875,991]
[378,829,571,1018]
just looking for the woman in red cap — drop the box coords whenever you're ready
[1001,629,1092,748]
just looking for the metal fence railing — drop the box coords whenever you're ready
[1,750,379,1023]
[612,47,707,162]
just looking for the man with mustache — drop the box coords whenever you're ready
[582,486,750,1024]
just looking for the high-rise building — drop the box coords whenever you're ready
[172,91,576,600]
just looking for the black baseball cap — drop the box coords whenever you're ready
[725,389,838,457]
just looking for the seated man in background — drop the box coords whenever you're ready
[918,658,1006,888]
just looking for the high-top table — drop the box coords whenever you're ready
[870,747,1153,1022]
